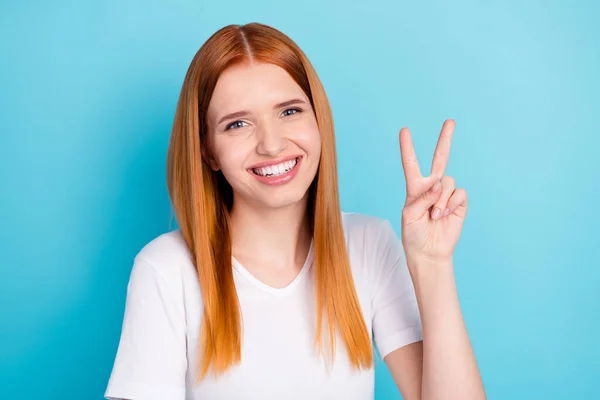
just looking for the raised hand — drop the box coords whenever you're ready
[399,119,468,265]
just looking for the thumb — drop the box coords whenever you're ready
[404,179,443,220]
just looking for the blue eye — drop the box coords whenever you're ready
[225,120,248,131]
[282,108,302,117]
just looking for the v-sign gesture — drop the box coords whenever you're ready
[399,119,468,265]
[393,120,487,399]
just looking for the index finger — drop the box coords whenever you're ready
[430,119,455,178]
[399,127,423,185]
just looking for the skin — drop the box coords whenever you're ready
[206,62,320,288]
[386,120,486,399]
[206,62,486,398]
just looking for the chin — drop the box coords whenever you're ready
[255,187,310,210]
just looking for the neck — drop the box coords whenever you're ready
[229,194,312,269]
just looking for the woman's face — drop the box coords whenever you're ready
[206,62,321,210]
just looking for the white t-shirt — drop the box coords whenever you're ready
[105,212,423,400]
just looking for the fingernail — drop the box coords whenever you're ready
[443,208,450,217]
[431,180,441,193]
[432,208,441,219]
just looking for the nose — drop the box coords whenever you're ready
[255,121,286,157]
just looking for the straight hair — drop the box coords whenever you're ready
[166,22,373,380]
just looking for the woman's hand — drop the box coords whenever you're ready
[399,119,468,265]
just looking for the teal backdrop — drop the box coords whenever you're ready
[1,0,598,398]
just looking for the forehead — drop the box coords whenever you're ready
[208,62,307,115]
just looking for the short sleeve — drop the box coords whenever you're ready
[105,256,187,400]
[371,219,423,359]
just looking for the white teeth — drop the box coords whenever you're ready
[253,158,298,177]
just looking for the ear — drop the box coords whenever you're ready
[201,148,220,171]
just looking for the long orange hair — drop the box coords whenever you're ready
[166,22,372,380]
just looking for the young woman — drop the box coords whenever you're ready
[105,23,485,400]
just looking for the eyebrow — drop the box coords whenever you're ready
[217,98,306,125]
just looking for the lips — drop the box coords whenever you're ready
[247,155,303,186]
[251,157,299,177]
[247,154,302,170]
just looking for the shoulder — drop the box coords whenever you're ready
[130,230,194,290]
[341,211,398,245]
[341,211,406,278]
[136,229,190,264]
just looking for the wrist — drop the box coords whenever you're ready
[405,256,455,286]
[406,254,453,271]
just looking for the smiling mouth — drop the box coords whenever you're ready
[251,157,300,177]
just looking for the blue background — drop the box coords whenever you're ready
[1,0,598,398]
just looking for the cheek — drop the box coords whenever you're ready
[212,137,251,175]
[292,118,321,155]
